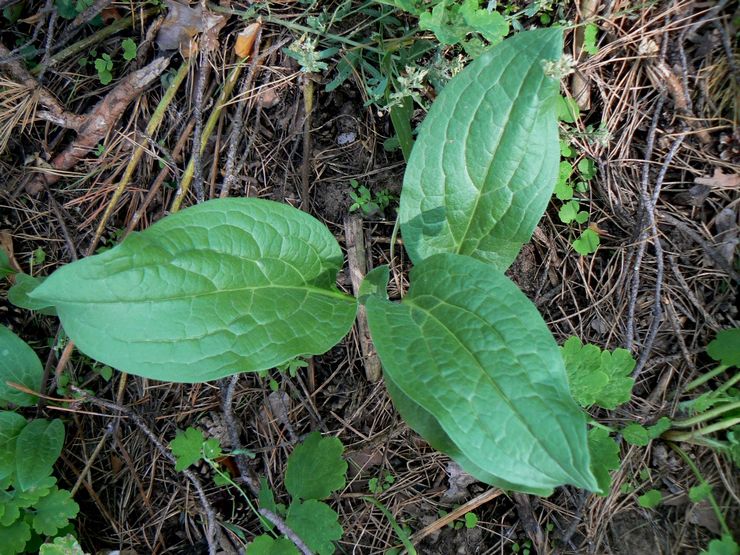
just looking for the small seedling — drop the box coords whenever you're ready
[94,54,113,84]
[368,472,395,494]
[582,23,599,55]
[121,38,137,61]
[637,489,662,509]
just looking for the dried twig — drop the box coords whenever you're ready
[259,508,314,555]
[26,56,169,194]
[70,386,225,555]
[221,375,260,496]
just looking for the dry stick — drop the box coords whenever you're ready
[191,47,209,202]
[624,94,664,352]
[26,56,170,194]
[0,42,86,131]
[35,5,58,83]
[70,386,224,555]
[571,0,600,110]
[632,133,686,378]
[300,76,314,212]
[170,56,251,211]
[221,28,265,197]
[30,8,157,75]
[87,59,190,253]
[344,215,382,382]
[259,509,313,555]
[221,375,260,496]
[126,118,196,231]
[410,488,504,544]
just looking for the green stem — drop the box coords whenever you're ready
[363,496,417,555]
[672,401,740,428]
[684,365,729,393]
[665,417,740,442]
[668,443,731,537]
[714,372,740,396]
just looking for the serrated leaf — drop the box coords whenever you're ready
[0,325,44,407]
[637,489,662,509]
[15,419,64,490]
[248,535,300,555]
[588,427,619,496]
[0,411,26,480]
[367,254,597,493]
[121,38,137,61]
[700,534,740,555]
[39,534,86,555]
[583,23,599,55]
[0,518,31,554]
[286,499,343,555]
[562,337,635,410]
[170,427,205,471]
[689,483,712,503]
[399,28,562,270]
[32,486,79,536]
[707,328,740,367]
[30,198,357,383]
[622,417,671,447]
[459,0,508,44]
[285,432,347,501]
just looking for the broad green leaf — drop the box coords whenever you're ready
[32,486,79,536]
[399,28,562,270]
[0,325,44,407]
[169,427,205,471]
[15,418,65,490]
[286,499,343,555]
[572,229,600,256]
[39,534,86,555]
[248,536,299,555]
[30,198,357,383]
[562,337,635,410]
[7,274,57,315]
[366,254,597,493]
[384,377,554,496]
[285,432,347,501]
[700,535,740,555]
[0,411,27,480]
[583,23,599,55]
[587,427,619,496]
[0,519,31,555]
[689,483,712,503]
[637,489,662,509]
[622,417,671,447]
[707,328,740,367]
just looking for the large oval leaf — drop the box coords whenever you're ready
[399,28,562,269]
[30,199,357,382]
[15,418,64,491]
[365,254,597,492]
[0,325,44,407]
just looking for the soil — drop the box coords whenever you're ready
[0,1,738,554]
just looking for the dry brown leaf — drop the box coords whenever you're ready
[694,168,740,189]
[0,230,22,273]
[234,22,261,58]
[156,0,203,52]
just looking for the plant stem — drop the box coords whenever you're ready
[684,365,730,393]
[668,442,732,537]
[363,496,417,555]
[664,417,740,441]
[672,401,740,428]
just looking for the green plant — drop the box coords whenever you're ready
[0,326,79,554]
[637,488,662,509]
[121,38,137,62]
[368,472,395,494]
[25,29,602,495]
[169,428,347,553]
[94,54,113,85]
[554,96,601,255]
[349,179,396,216]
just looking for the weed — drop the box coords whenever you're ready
[94,54,113,85]
[349,179,395,216]
[121,38,137,62]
